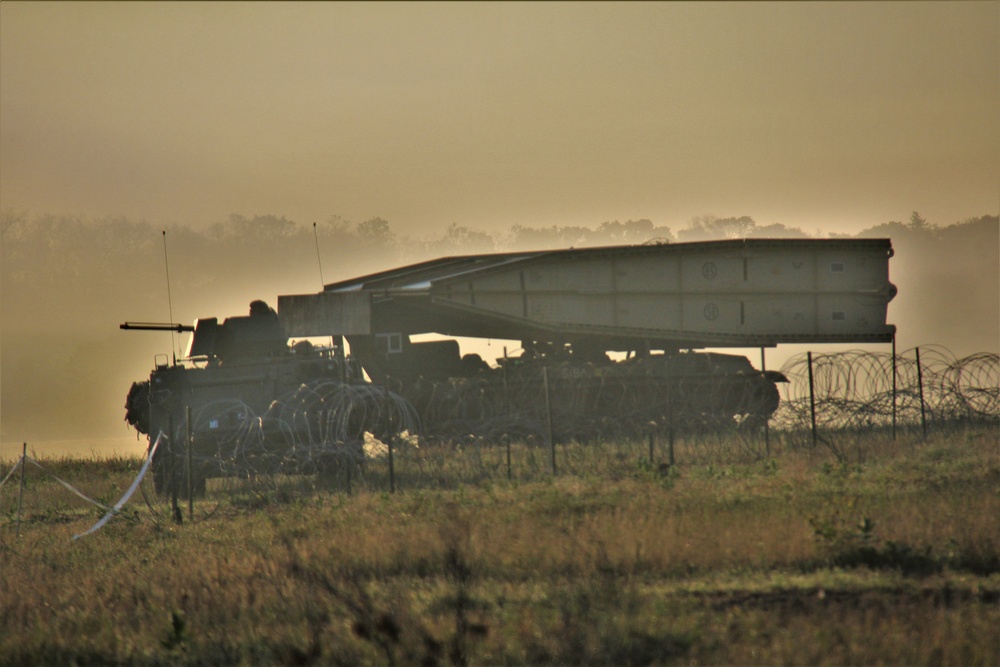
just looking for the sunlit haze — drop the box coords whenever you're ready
[2,2,997,235]
[1,2,998,450]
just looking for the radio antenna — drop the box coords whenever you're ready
[313,222,338,353]
[162,230,177,364]
[312,222,325,287]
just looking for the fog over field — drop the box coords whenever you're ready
[1,211,996,444]
[1,3,997,446]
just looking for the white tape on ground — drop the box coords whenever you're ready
[27,457,111,511]
[73,432,164,541]
[0,457,22,490]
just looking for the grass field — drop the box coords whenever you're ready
[1,424,998,666]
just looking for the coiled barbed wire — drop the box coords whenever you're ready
[773,347,999,430]
[163,348,997,480]
[167,381,420,479]
[400,357,782,442]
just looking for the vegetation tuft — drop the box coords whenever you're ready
[2,425,998,665]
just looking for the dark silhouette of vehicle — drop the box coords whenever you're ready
[124,239,896,494]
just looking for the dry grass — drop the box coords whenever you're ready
[1,424,998,665]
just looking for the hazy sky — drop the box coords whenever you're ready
[2,2,997,236]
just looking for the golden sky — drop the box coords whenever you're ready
[1,1,997,236]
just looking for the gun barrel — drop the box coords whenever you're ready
[121,322,195,332]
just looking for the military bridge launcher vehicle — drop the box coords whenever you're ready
[124,238,896,493]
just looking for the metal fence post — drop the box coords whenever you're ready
[807,351,818,447]
[388,434,396,494]
[15,443,26,538]
[185,406,194,520]
[916,347,927,438]
[169,413,180,522]
[503,348,512,481]
[761,346,770,456]
[383,376,396,493]
[505,434,512,481]
[891,334,897,441]
[665,358,675,465]
[543,366,556,475]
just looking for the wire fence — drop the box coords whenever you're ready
[774,347,999,431]
[3,347,997,533]
[144,346,998,496]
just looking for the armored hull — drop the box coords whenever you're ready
[125,345,365,494]
[123,239,895,494]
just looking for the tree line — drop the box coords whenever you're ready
[1,209,996,441]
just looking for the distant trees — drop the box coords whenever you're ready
[420,224,497,256]
[855,212,999,361]
[500,219,675,251]
[908,210,929,231]
[207,213,297,241]
[676,215,809,241]
[355,216,394,249]
[3,208,992,341]
[596,219,675,245]
[1,207,996,440]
